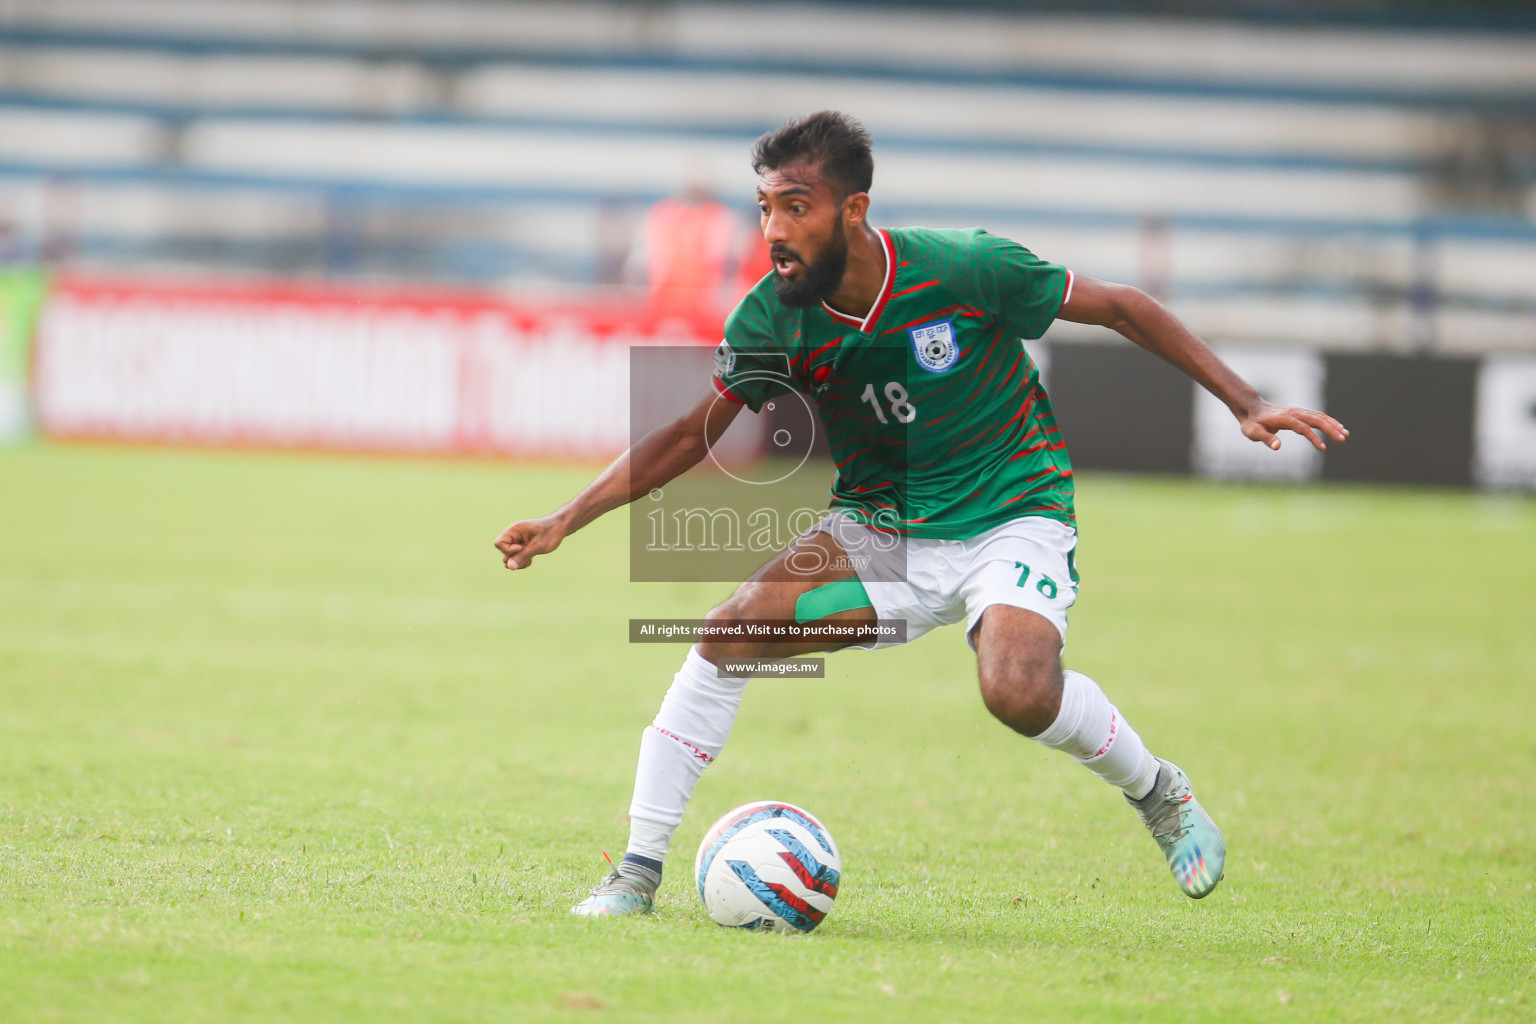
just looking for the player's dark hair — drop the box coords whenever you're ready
[751,111,874,198]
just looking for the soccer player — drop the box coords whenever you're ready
[494,111,1348,916]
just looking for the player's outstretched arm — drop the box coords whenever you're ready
[493,385,743,570]
[1057,276,1349,451]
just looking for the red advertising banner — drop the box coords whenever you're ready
[33,275,731,459]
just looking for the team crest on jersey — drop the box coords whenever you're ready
[713,340,736,377]
[909,319,958,373]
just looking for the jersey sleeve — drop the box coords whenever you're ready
[971,231,1070,341]
[712,294,795,413]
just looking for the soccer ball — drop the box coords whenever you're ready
[694,800,841,932]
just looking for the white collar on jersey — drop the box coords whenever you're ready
[820,229,895,334]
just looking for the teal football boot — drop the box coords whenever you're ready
[1129,758,1226,899]
[570,870,655,917]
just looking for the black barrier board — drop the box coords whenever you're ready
[1046,340,1195,474]
[1322,354,1477,487]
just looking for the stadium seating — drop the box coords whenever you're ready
[1,0,1534,351]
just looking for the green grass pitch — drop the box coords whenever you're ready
[1,442,1532,1022]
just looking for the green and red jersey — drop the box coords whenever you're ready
[712,226,1074,540]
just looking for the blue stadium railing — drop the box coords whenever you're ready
[2,25,1535,112]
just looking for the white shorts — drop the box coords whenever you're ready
[810,513,1080,651]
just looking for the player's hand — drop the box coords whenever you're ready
[1239,401,1349,452]
[493,515,567,571]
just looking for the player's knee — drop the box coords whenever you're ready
[978,655,1063,737]
[697,595,764,662]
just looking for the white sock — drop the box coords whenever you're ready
[626,645,748,860]
[1032,669,1160,800]
[625,817,675,861]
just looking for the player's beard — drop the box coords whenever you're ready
[771,221,849,309]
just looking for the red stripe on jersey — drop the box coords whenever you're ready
[991,351,1024,393]
[924,407,963,427]
[821,229,896,333]
[950,430,992,453]
[984,394,1038,440]
[835,447,871,469]
[1001,494,1069,510]
[890,279,939,298]
[882,304,968,335]
[1007,442,1049,462]
[806,337,842,363]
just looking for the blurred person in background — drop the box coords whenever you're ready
[631,179,767,319]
